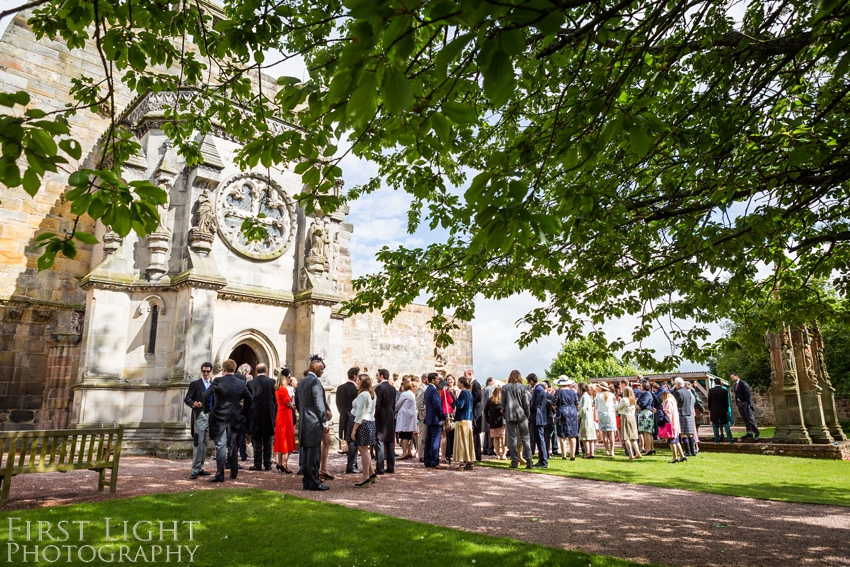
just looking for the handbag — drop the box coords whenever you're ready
[444,413,455,431]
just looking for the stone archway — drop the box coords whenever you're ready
[214,329,279,374]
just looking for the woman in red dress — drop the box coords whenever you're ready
[273,371,296,473]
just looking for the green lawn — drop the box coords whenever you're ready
[0,489,645,567]
[482,450,850,506]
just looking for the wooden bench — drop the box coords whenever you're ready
[0,426,124,506]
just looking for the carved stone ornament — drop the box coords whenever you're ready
[103,230,122,254]
[215,174,296,261]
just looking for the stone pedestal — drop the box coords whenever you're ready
[38,334,81,429]
[146,231,171,280]
[791,326,834,444]
[811,323,848,442]
[765,328,811,444]
[188,229,214,255]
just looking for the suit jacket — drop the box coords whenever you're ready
[415,382,428,420]
[336,380,359,438]
[247,374,277,436]
[471,379,483,422]
[708,385,730,424]
[374,380,397,442]
[501,382,530,422]
[184,378,210,437]
[674,387,694,417]
[733,379,754,406]
[296,372,328,448]
[203,373,252,439]
[529,383,548,426]
[424,384,446,426]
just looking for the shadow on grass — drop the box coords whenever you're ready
[481,452,850,507]
[0,489,644,567]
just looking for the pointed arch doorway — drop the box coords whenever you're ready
[215,329,280,375]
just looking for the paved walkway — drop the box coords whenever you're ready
[2,455,849,566]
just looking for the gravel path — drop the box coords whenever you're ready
[2,454,849,566]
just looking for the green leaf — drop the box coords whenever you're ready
[22,168,40,196]
[441,101,477,124]
[73,231,99,245]
[25,108,46,118]
[435,34,473,77]
[59,139,82,160]
[69,170,89,187]
[498,28,525,56]
[0,91,29,107]
[629,123,651,157]
[380,66,413,114]
[482,50,515,107]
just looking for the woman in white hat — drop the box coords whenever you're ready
[554,377,579,460]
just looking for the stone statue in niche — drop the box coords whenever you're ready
[779,327,797,387]
[306,217,331,273]
[155,178,172,233]
[195,188,215,234]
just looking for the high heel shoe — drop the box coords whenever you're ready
[276,464,284,473]
[680,456,688,462]
[282,465,292,474]
[354,479,372,487]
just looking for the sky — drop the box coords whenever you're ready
[0,3,716,379]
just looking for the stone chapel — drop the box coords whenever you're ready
[0,7,472,454]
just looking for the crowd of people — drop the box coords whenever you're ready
[183,357,756,489]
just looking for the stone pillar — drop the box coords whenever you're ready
[77,289,132,384]
[38,333,81,429]
[146,231,171,280]
[791,325,834,444]
[168,287,217,382]
[765,327,811,444]
[294,301,341,385]
[811,322,847,442]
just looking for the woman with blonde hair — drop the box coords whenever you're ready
[595,382,617,456]
[615,386,642,459]
[349,374,377,486]
[272,371,296,473]
[578,382,596,458]
[661,390,686,463]
[485,386,506,459]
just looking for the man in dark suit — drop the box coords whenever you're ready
[423,373,447,468]
[184,361,214,479]
[466,369,483,462]
[336,367,360,474]
[731,373,759,440]
[202,359,253,482]
[297,355,330,491]
[708,377,734,443]
[374,368,396,475]
[247,363,276,471]
[527,374,549,468]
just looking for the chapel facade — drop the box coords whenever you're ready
[0,8,472,454]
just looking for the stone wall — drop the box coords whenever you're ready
[342,304,473,380]
[749,389,850,426]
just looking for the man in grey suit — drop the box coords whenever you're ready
[501,370,532,469]
[415,373,428,462]
[297,355,330,491]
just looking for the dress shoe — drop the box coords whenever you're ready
[248,466,263,471]
[345,468,362,474]
[296,469,303,475]
[319,471,335,481]
[375,470,385,475]
[230,472,238,479]
[209,475,224,483]
[264,466,272,471]
[237,464,244,470]
[385,469,394,474]
[525,464,534,469]
[509,463,518,469]
[532,463,548,469]
[189,473,199,480]
[307,484,330,491]
[198,470,211,476]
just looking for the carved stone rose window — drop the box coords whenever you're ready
[215,174,296,260]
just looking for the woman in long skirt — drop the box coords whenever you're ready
[452,376,476,470]
[578,382,596,458]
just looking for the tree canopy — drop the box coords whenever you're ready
[2,0,850,368]
[547,338,640,382]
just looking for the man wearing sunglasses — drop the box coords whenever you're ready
[185,362,214,479]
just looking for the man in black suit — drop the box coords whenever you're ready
[247,363,276,471]
[731,373,759,440]
[466,369,483,462]
[184,361,214,479]
[527,374,549,468]
[336,367,360,474]
[374,368,396,475]
[708,377,734,444]
[297,355,330,491]
[203,359,253,482]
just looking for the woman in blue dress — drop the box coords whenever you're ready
[554,377,580,460]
